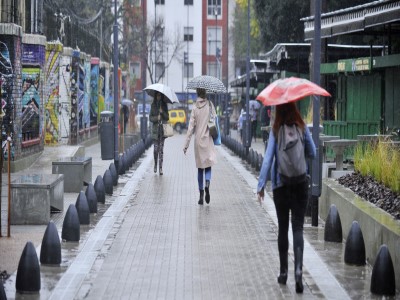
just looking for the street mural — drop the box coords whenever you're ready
[70,51,79,144]
[44,46,61,144]
[84,60,90,128]
[78,61,85,131]
[21,68,40,142]
[90,63,99,126]
[98,75,105,123]
[0,40,15,160]
[59,55,71,143]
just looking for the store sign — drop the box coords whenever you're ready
[338,57,372,73]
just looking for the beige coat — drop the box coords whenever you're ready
[184,97,217,168]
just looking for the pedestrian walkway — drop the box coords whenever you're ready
[1,134,378,299]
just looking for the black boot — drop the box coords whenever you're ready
[277,251,288,284]
[205,180,210,204]
[154,156,157,173]
[294,247,304,293]
[198,190,204,205]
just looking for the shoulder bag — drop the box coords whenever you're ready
[208,101,218,139]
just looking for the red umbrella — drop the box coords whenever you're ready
[256,77,331,106]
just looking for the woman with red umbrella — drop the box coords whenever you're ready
[256,78,328,293]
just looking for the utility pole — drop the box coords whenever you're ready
[113,0,119,172]
[244,0,251,154]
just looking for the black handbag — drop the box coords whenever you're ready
[208,101,218,139]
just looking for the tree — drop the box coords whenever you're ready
[231,0,263,74]
[121,2,185,85]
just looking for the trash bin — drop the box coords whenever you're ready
[99,111,114,160]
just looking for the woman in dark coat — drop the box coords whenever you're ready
[149,92,169,175]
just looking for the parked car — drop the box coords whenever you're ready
[168,109,186,133]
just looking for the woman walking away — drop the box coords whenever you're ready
[149,91,169,175]
[183,88,217,205]
[257,102,316,293]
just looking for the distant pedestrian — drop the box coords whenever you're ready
[257,102,316,293]
[183,88,217,205]
[250,103,258,142]
[149,91,169,175]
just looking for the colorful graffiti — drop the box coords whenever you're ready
[0,40,15,160]
[98,75,105,123]
[78,62,85,130]
[84,60,90,128]
[22,68,40,141]
[44,45,61,144]
[90,63,99,126]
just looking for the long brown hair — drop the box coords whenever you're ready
[272,102,305,137]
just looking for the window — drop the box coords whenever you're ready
[184,63,194,78]
[155,62,165,79]
[184,0,193,4]
[207,62,218,78]
[207,27,221,55]
[208,0,221,17]
[170,111,177,118]
[155,0,165,4]
[184,27,193,42]
[129,0,140,6]
[129,62,141,79]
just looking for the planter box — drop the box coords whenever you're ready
[52,156,92,192]
[11,174,64,225]
[321,178,400,289]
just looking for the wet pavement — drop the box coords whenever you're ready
[1,132,398,299]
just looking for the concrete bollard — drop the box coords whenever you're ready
[94,175,106,204]
[109,163,118,186]
[324,204,343,242]
[118,154,125,175]
[370,244,396,296]
[0,280,6,299]
[16,241,40,293]
[75,191,90,225]
[344,221,366,265]
[40,221,61,265]
[85,183,98,213]
[103,169,113,195]
[62,204,80,242]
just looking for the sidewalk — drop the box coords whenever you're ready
[1,133,377,299]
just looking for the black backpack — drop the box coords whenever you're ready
[277,124,307,185]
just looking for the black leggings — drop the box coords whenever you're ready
[272,181,308,254]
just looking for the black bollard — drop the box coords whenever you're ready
[344,221,366,266]
[324,204,343,242]
[370,244,396,296]
[16,241,40,293]
[94,175,106,204]
[0,280,6,300]
[75,191,90,225]
[85,183,98,213]
[103,169,113,195]
[118,154,125,175]
[109,163,118,186]
[40,221,61,265]
[62,204,80,242]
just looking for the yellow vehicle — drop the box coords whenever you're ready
[168,109,186,133]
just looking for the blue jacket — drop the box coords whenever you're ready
[257,126,316,192]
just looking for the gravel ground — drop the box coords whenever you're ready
[338,172,400,219]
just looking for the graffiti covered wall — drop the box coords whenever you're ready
[21,67,40,141]
[44,42,62,145]
[90,57,99,126]
[59,48,72,144]
[70,50,79,145]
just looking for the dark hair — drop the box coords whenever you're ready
[272,102,305,137]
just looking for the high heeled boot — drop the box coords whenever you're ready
[198,190,204,205]
[294,247,304,293]
[277,251,288,284]
[205,180,210,204]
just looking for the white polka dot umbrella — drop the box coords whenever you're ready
[186,75,227,94]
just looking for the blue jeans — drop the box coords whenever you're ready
[197,167,211,190]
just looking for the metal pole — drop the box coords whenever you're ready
[141,0,147,141]
[154,1,157,83]
[311,0,321,227]
[113,0,119,171]
[7,138,10,237]
[244,0,251,153]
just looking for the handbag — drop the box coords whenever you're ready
[208,101,218,139]
[162,123,174,138]
[213,116,221,146]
